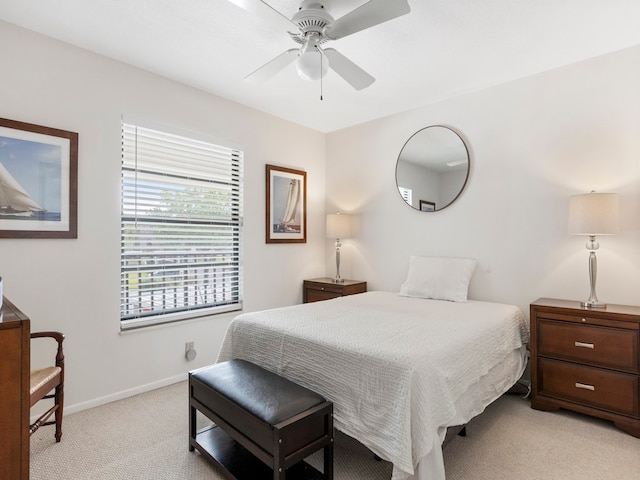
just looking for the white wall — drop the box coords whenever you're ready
[326,45,640,315]
[0,21,326,413]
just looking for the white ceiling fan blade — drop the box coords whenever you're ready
[243,49,299,83]
[324,0,410,40]
[323,48,375,90]
[227,0,298,31]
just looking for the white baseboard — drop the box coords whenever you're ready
[34,373,188,422]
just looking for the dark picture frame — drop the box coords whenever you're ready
[420,200,436,212]
[0,118,78,238]
[266,164,307,243]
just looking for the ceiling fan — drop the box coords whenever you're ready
[229,0,411,90]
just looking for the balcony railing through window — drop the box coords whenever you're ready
[120,252,240,320]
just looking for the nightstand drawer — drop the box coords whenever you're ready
[538,319,639,373]
[539,358,639,417]
[303,278,367,303]
[304,281,346,295]
[305,289,342,303]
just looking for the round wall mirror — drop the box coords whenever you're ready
[395,125,470,212]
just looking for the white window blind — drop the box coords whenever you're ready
[398,186,412,205]
[120,123,243,330]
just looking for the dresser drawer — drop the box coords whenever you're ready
[539,358,639,417]
[538,319,639,373]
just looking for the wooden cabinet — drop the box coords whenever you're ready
[303,278,367,303]
[530,298,640,437]
[0,297,30,480]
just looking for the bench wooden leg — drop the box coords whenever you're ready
[273,436,285,480]
[324,440,334,480]
[273,464,285,480]
[189,403,196,452]
[324,410,334,480]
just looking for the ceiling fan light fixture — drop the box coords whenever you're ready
[295,48,329,81]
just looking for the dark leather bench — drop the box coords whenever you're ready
[189,359,334,480]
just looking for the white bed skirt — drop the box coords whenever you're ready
[409,345,527,480]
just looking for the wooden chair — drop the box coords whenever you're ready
[29,331,65,442]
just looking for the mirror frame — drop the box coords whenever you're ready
[395,125,470,212]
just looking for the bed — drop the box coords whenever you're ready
[217,289,529,480]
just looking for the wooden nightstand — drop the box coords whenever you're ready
[530,298,640,437]
[303,278,367,303]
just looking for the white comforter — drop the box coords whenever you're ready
[217,291,529,480]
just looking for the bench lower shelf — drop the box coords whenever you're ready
[193,425,325,480]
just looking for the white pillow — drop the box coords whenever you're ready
[399,256,477,302]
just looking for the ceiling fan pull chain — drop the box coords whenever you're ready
[320,49,324,101]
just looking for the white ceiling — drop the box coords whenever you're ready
[2,0,640,132]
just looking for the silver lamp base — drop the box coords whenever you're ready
[582,238,606,309]
[581,300,607,309]
[333,238,344,283]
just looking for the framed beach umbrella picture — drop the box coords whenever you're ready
[265,164,306,243]
[0,118,78,238]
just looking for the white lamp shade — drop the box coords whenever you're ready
[568,192,619,235]
[326,214,351,239]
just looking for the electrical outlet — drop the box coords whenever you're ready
[185,341,197,361]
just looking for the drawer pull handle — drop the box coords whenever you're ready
[575,382,595,391]
[574,341,594,349]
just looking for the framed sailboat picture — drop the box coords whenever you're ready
[265,164,306,243]
[0,118,78,238]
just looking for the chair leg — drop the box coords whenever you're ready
[54,384,63,442]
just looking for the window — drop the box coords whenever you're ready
[120,123,243,330]
[398,186,412,205]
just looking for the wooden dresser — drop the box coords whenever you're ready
[530,298,639,437]
[0,297,30,480]
[303,278,367,303]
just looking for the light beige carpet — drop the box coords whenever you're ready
[31,381,639,479]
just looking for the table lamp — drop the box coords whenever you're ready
[326,213,351,283]
[568,191,619,308]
